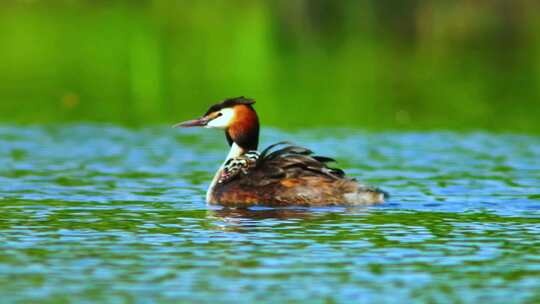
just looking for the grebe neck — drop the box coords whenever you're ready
[206,143,245,203]
[224,142,245,159]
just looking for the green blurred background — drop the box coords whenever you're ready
[1,0,539,132]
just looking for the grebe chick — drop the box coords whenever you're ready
[174,97,387,207]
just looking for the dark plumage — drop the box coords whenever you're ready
[204,96,255,116]
[212,142,388,207]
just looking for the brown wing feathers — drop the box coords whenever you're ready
[213,142,387,205]
[256,142,345,180]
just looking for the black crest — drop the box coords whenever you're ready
[204,96,256,116]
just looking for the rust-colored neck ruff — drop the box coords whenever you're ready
[226,105,259,151]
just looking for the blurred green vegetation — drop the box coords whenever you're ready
[0,0,539,132]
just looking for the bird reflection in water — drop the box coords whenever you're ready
[207,207,314,232]
[206,206,371,232]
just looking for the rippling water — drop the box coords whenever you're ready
[1,125,539,303]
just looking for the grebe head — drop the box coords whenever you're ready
[174,96,260,151]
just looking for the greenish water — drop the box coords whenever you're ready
[1,125,539,303]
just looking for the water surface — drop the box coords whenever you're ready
[0,125,539,303]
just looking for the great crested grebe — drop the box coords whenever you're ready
[175,97,387,207]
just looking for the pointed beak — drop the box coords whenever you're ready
[173,116,210,128]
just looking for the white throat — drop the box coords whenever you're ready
[206,143,244,203]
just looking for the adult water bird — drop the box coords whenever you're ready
[174,97,387,207]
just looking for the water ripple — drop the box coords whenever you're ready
[0,125,539,303]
